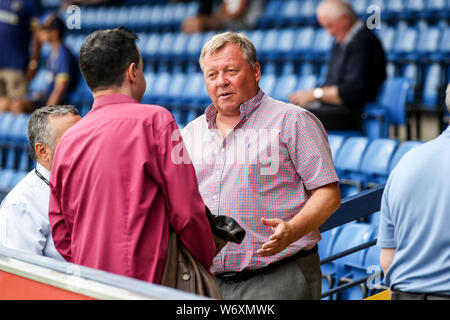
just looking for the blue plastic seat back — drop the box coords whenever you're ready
[331,223,377,268]
[378,77,410,125]
[259,73,277,97]
[327,134,346,161]
[0,169,16,188]
[334,136,370,175]
[360,138,399,177]
[422,63,442,108]
[272,74,298,102]
[293,27,315,55]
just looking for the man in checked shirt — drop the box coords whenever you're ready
[180,32,341,300]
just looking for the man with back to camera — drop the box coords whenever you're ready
[289,0,386,131]
[48,26,216,284]
[378,84,450,300]
[181,31,341,300]
[0,105,81,260]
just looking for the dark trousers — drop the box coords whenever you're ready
[303,102,362,131]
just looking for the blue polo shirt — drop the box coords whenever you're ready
[378,126,450,295]
[0,0,41,71]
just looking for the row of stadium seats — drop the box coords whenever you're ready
[328,134,423,198]
[259,0,450,29]
[61,24,450,65]
[319,219,382,300]
[78,2,200,32]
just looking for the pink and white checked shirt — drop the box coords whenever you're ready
[181,90,339,273]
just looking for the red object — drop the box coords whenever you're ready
[49,94,216,284]
[0,270,93,300]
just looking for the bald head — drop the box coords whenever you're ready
[316,0,358,43]
[316,0,357,21]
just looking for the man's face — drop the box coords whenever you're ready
[318,12,350,43]
[48,113,82,169]
[202,42,261,117]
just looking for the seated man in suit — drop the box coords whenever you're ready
[289,0,386,131]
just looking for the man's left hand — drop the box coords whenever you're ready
[257,218,297,257]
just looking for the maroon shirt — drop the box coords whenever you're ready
[49,94,216,284]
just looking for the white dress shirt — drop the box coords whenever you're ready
[0,163,63,260]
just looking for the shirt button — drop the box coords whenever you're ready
[216,171,220,175]
[212,195,217,200]
[211,133,215,137]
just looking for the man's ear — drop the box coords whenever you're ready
[35,142,49,163]
[126,62,138,84]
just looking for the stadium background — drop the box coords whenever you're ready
[0,0,449,300]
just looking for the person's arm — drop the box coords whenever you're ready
[289,85,344,107]
[155,119,216,271]
[380,248,396,276]
[46,76,70,106]
[258,182,340,256]
[0,203,47,256]
[218,0,248,20]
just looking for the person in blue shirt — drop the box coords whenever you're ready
[32,13,79,108]
[378,83,450,300]
[0,0,42,110]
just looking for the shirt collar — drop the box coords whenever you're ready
[342,20,364,46]
[92,94,139,111]
[36,162,50,182]
[205,89,265,129]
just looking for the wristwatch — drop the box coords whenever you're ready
[313,87,324,101]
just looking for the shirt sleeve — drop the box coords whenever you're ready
[0,202,46,256]
[153,119,216,271]
[377,178,397,249]
[48,154,72,262]
[283,109,339,190]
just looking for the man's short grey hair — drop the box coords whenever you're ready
[27,105,80,161]
[199,31,258,71]
[446,83,450,114]
[316,0,357,21]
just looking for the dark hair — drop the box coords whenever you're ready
[79,26,140,92]
[27,105,80,161]
[41,14,65,39]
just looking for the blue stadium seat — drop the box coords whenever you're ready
[362,77,410,138]
[295,74,317,92]
[258,29,279,61]
[259,73,277,97]
[145,72,172,105]
[311,28,334,62]
[388,140,423,173]
[165,73,187,107]
[359,138,399,188]
[334,136,370,198]
[257,0,282,28]
[321,222,377,299]
[142,33,160,60]
[327,134,346,161]
[271,74,298,102]
[181,72,210,108]
[292,27,315,61]
[156,32,176,61]
[0,169,16,189]
[388,26,418,62]
[421,63,443,109]
[417,25,441,61]
[9,170,28,188]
